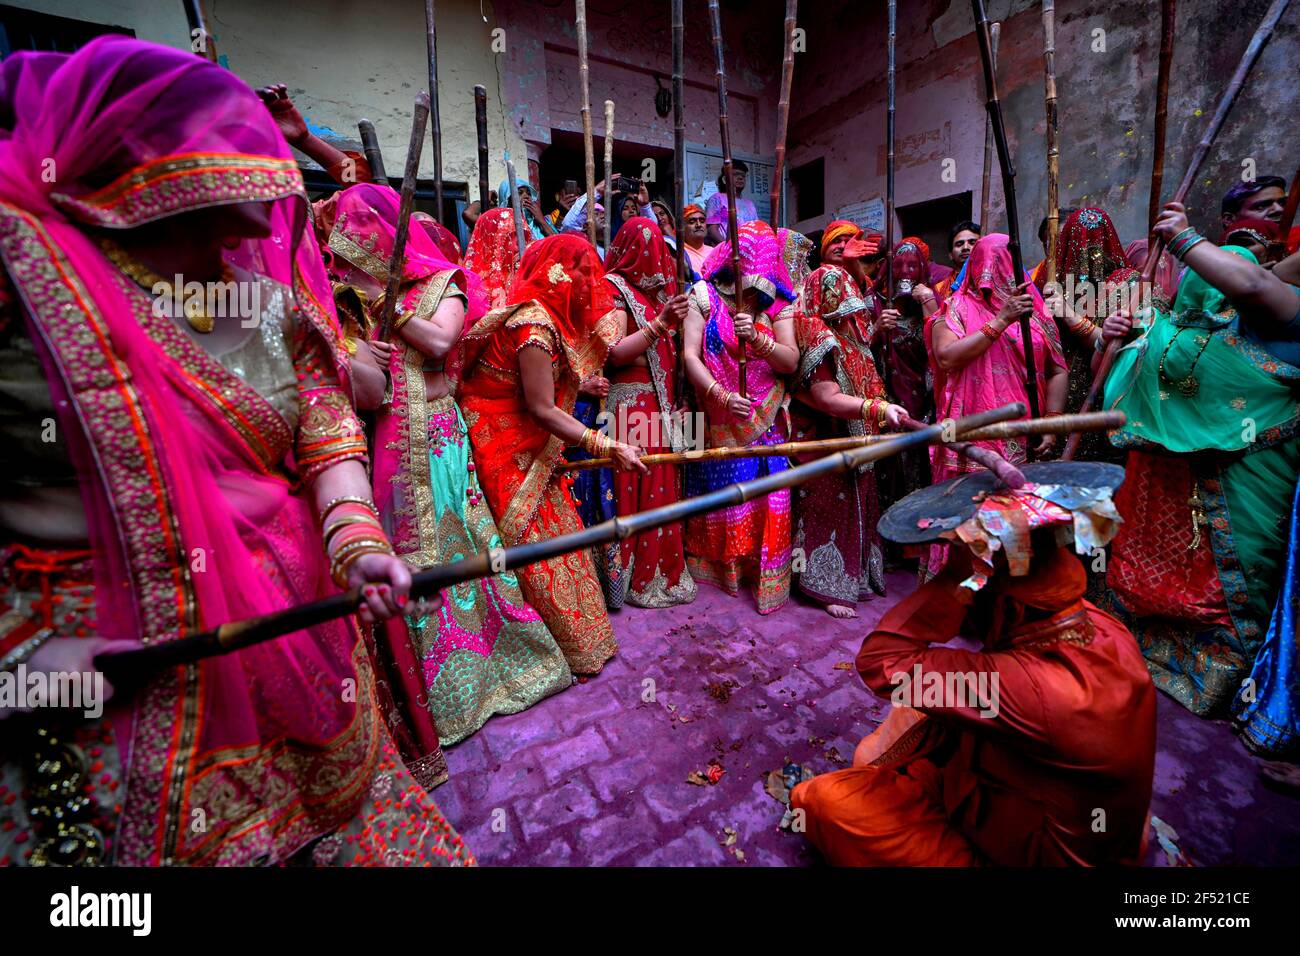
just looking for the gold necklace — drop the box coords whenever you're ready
[97,238,232,334]
[1157,326,1212,399]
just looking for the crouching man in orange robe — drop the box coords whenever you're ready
[792,463,1156,866]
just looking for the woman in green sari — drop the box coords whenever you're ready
[1102,202,1300,716]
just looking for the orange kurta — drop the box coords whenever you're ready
[792,555,1156,866]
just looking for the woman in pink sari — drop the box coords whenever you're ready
[0,38,469,866]
[682,221,800,614]
[927,234,1068,482]
[325,183,571,748]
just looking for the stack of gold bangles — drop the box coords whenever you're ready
[749,332,777,359]
[642,317,672,343]
[860,397,891,430]
[579,426,613,458]
[321,495,395,587]
[705,380,737,409]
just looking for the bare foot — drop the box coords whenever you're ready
[826,603,857,619]
[1260,760,1300,793]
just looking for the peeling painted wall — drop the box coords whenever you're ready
[10,0,1289,246]
[491,0,783,184]
[788,0,1298,261]
[7,0,530,191]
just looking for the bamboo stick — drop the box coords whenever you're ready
[560,410,1123,473]
[506,156,526,260]
[1279,163,1300,240]
[972,0,1042,423]
[474,85,490,212]
[95,404,1028,680]
[672,0,688,287]
[1066,0,1292,460]
[357,119,388,183]
[885,0,897,311]
[577,0,598,249]
[183,0,219,65]
[1148,0,1177,231]
[770,0,798,230]
[979,23,1000,227]
[708,0,748,397]
[604,100,615,254]
[672,0,689,411]
[1042,0,1060,289]
[376,93,430,342]
[424,0,445,225]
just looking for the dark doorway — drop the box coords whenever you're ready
[0,4,133,55]
[539,129,675,225]
[897,190,973,269]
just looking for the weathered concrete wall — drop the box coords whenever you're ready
[788,0,1298,259]
[12,0,782,199]
[7,0,530,189]
[491,0,782,179]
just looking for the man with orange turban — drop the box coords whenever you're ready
[790,463,1156,865]
[680,203,714,276]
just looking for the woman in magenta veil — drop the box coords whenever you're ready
[0,38,470,866]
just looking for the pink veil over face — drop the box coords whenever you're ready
[326,182,488,389]
[928,234,1065,463]
[0,37,379,864]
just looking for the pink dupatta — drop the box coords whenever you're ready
[927,233,1066,475]
[696,221,796,447]
[0,38,379,864]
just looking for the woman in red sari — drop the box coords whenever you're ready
[0,38,468,866]
[793,238,907,618]
[602,217,697,608]
[875,238,942,511]
[459,235,646,673]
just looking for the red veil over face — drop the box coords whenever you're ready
[1055,207,1129,288]
[504,232,616,380]
[0,37,378,865]
[603,215,678,308]
[464,207,527,307]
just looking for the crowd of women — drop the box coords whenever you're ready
[0,38,1296,867]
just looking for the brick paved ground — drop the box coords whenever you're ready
[432,574,1300,866]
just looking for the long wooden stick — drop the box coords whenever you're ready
[506,157,527,260]
[183,0,219,65]
[559,410,1124,472]
[1065,0,1292,460]
[885,0,897,312]
[672,0,688,288]
[474,85,490,212]
[376,93,430,342]
[972,0,1041,423]
[671,0,689,411]
[770,0,798,230]
[424,0,444,225]
[708,0,748,397]
[979,22,1000,226]
[1148,0,1177,231]
[95,404,1027,680]
[1278,164,1300,240]
[603,100,615,254]
[577,0,598,249]
[1042,0,1060,289]
[357,119,388,183]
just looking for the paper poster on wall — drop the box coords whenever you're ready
[684,149,774,225]
[837,197,886,234]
